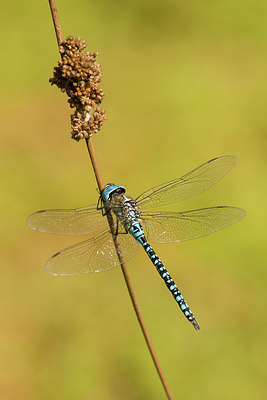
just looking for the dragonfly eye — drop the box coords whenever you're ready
[102,184,126,201]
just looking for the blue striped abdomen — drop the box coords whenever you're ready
[129,221,200,330]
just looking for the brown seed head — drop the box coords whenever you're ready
[50,36,106,141]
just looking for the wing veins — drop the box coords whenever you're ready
[136,156,237,208]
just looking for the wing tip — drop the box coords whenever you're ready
[216,205,246,216]
[26,210,46,230]
[208,155,237,165]
[26,214,36,230]
[235,207,246,220]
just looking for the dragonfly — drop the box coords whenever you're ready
[27,155,246,330]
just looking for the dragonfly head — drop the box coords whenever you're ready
[102,184,126,201]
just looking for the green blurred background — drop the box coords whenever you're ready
[1,1,266,399]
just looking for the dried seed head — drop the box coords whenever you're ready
[50,36,106,141]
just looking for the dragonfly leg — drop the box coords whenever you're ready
[97,197,106,216]
[115,218,119,235]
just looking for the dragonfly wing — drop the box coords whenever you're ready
[141,207,246,243]
[27,205,108,236]
[136,156,237,208]
[45,231,140,276]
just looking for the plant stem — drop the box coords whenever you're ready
[48,0,63,45]
[48,2,174,399]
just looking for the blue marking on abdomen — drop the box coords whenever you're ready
[128,220,200,330]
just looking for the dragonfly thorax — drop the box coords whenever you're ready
[120,195,141,227]
[102,184,141,231]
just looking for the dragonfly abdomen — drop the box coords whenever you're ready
[128,221,200,330]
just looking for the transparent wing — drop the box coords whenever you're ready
[136,156,237,209]
[141,207,246,243]
[45,231,140,276]
[27,205,108,236]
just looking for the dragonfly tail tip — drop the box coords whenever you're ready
[191,319,200,331]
